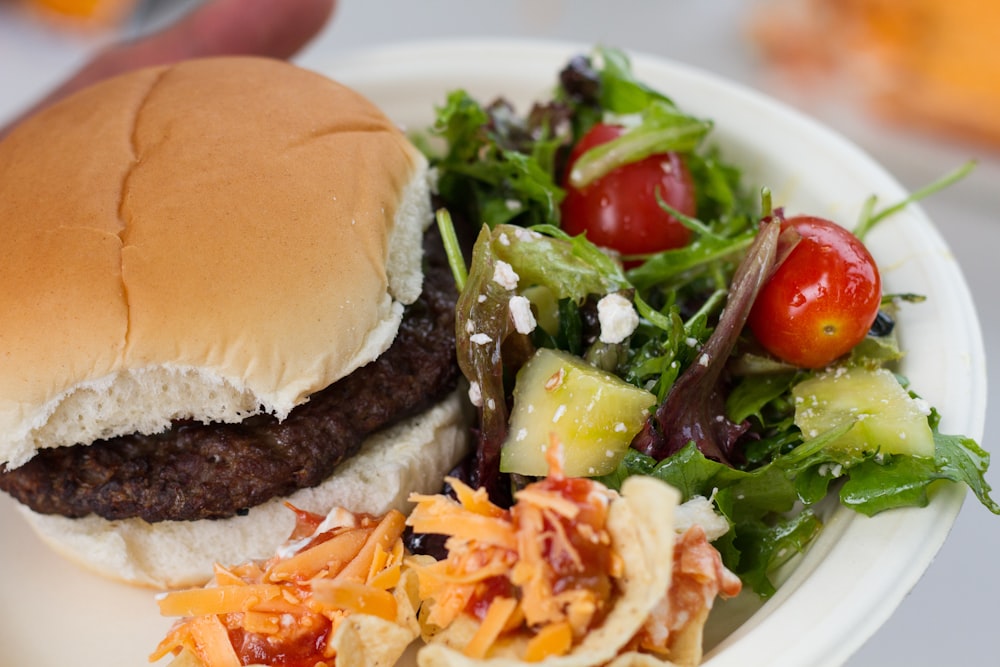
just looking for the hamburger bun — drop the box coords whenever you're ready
[0,56,469,587]
[18,392,468,589]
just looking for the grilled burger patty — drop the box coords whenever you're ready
[0,232,459,523]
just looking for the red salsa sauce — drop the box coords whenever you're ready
[228,613,331,667]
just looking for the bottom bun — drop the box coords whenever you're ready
[19,391,470,590]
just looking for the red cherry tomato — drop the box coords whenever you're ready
[560,123,696,260]
[747,215,882,369]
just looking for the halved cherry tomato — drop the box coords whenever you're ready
[560,123,695,261]
[747,214,882,369]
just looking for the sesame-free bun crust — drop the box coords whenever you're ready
[0,57,431,469]
[20,391,469,589]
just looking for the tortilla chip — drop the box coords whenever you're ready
[153,510,421,667]
[332,615,417,667]
[332,567,423,667]
[416,475,680,667]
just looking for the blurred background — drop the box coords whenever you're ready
[0,1,997,665]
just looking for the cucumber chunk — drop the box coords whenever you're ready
[793,366,935,458]
[500,348,656,477]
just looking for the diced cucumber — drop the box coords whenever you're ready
[792,367,935,458]
[500,348,656,477]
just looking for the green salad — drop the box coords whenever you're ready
[418,47,997,597]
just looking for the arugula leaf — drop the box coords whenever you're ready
[429,91,566,229]
[726,372,796,425]
[933,425,999,513]
[593,46,678,113]
[839,455,941,515]
[566,103,712,188]
[625,230,755,292]
[600,442,820,596]
[841,413,999,516]
[731,511,823,598]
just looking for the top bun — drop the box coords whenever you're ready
[0,56,432,469]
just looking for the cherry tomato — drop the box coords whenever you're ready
[560,123,695,260]
[747,215,882,369]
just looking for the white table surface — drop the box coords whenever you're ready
[1,2,997,666]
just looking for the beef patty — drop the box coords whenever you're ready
[0,231,460,523]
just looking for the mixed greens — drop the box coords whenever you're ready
[419,47,997,597]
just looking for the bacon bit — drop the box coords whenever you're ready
[634,524,742,655]
[670,524,743,625]
[150,509,409,667]
[406,459,617,661]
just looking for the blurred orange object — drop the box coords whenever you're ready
[749,0,1000,149]
[22,0,137,26]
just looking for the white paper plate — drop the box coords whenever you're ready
[0,40,985,667]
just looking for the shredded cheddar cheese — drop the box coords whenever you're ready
[150,443,741,667]
[149,506,408,667]
[405,451,620,661]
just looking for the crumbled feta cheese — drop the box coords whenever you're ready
[508,295,537,334]
[468,382,483,407]
[614,112,643,129]
[513,227,542,242]
[597,293,638,344]
[552,404,567,423]
[469,333,492,345]
[818,462,844,478]
[673,495,730,541]
[493,260,519,290]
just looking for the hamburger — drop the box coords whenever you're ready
[0,56,469,589]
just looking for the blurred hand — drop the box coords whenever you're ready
[1,0,336,138]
